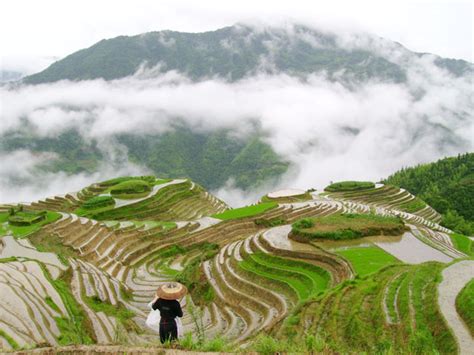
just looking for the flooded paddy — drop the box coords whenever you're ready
[312,231,452,264]
[0,235,66,269]
[262,225,318,252]
[374,232,452,264]
[313,235,401,251]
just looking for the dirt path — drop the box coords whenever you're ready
[7,345,222,354]
[438,260,474,354]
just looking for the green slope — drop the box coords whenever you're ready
[0,127,289,191]
[23,25,413,84]
[384,153,474,234]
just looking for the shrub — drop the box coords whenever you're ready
[175,243,219,305]
[292,218,314,229]
[325,181,375,192]
[291,213,406,241]
[110,179,152,196]
[254,217,287,227]
[82,195,115,210]
[402,198,427,213]
[212,202,277,220]
[456,279,474,336]
[100,175,156,187]
[8,210,46,226]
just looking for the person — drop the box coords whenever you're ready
[152,296,183,343]
[151,282,186,343]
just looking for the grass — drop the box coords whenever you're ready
[335,245,400,277]
[45,296,61,313]
[384,271,408,322]
[82,195,115,210]
[99,175,168,187]
[84,295,137,331]
[249,334,328,353]
[175,243,219,305]
[291,213,406,241]
[261,191,312,203]
[0,211,61,238]
[0,329,19,350]
[400,198,427,213]
[325,181,375,192]
[212,202,277,220]
[39,266,94,345]
[179,333,235,352]
[455,279,474,336]
[239,252,330,300]
[291,263,457,353]
[110,179,151,195]
[8,210,46,226]
[449,233,474,256]
[0,256,18,263]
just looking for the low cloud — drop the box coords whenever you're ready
[0,33,472,206]
[0,150,148,204]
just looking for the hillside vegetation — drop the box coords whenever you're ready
[384,153,474,235]
[24,25,408,84]
[0,128,288,191]
[291,213,406,241]
[455,279,474,336]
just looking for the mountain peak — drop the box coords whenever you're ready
[23,23,471,85]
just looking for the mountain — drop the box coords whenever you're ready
[0,70,24,82]
[384,153,474,235]
[23,24,472,84]
[1,175,472,353]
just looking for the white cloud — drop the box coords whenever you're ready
[0,150,148,204]
[0,38,471,206]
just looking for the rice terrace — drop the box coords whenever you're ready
[0,175,472,353]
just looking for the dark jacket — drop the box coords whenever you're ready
[152,298,183,322]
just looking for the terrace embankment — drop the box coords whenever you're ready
[1,175,471,352]
[325,183,441,223]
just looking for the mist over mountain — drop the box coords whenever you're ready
[1,23,472,205]
[0,70,24,83]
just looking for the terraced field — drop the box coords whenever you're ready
[0,178,472,353]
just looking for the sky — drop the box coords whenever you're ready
[1,0,472,74]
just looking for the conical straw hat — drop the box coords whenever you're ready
[156,282,187,300]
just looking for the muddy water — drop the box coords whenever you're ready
[374,232,452,264]
[262,225,318,252]
[194,216,221,232]
[168,255,185,271]
[0,235,66,269]
[313,235,402,251]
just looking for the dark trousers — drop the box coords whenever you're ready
[159,319,177,343]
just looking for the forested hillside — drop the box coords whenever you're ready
[23,24,472,85]
[384,153,474,235]
[0,127,288,190]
